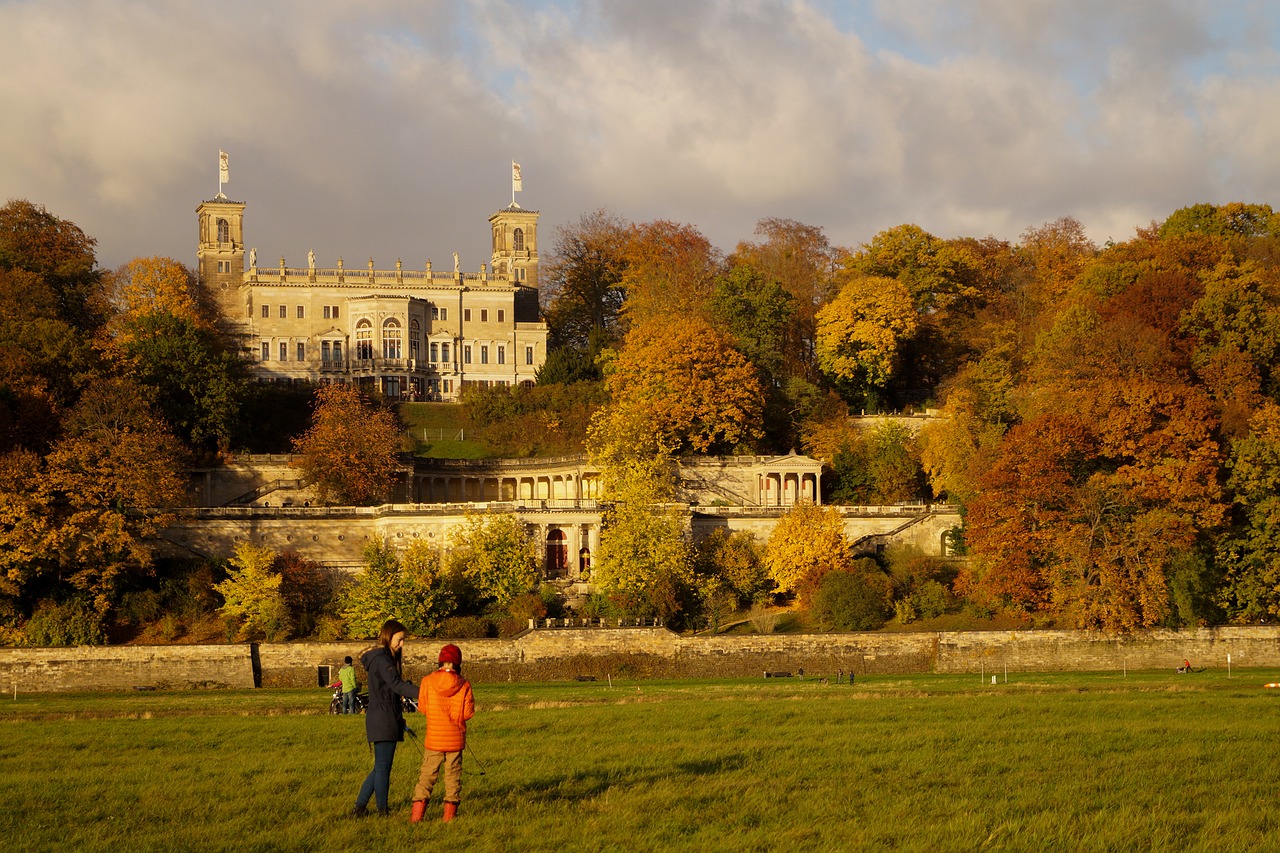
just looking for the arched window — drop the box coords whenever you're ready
[216,218,229,244]
[545,529,567,579]
[355,320,373,360]
[512,228,524,252]
[382,319,402,359]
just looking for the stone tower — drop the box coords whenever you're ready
[196,197,246,321]
[488,205,540,289]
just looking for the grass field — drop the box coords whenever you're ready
[3,671,1279,852]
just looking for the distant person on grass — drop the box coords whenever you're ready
[351,619,419,817]
[338,656,358,714]
[410,643,475,824]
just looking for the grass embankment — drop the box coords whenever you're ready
[3,672,1278,852]
[399,402,496,460]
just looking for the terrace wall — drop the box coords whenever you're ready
[3,627,1278,693]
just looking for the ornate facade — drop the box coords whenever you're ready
[196,196,548,400]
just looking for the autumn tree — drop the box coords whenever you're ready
[114,311,247,453]
[275,551,339,638]
[339,539,455,638]
[763,502,851,602]
[848,224,981,315]
[590,455,694,623]
[292,384,403,506]
[693,528,771,606]
[39,378,188,611]
[106,256,217,333]
[1217,404,1280,622]
[729,218,842,381]
[962,414,1097,617]
[0,199,104,332]
[1016,216,1097,310]
[0,201,106,452]
[215,542,290,641]
[541,209,631,349]
[1159,202,1279,242]
[445,512,539,609]
[618,220,723,328]
[589,317,764,458]
[814,272,918,402]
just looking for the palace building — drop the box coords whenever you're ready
[195,195,548,400]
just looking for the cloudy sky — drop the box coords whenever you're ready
[3,0,1280,270]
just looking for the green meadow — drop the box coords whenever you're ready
[3,671,1279,852]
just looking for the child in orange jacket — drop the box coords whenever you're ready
[410,643,475,824]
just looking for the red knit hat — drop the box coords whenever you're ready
[438,644,462,665]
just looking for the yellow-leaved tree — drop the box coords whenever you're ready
[763,502,852,602]
[814,272,918,393]
[215,542,289,641]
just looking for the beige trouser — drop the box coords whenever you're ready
[413,749,463,803]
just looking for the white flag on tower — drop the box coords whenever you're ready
[512,161,522,192]
[219,150,230,184]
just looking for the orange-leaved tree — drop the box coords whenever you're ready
[590,316,764,459]
[292,384,403,506]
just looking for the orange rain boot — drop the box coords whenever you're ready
[410,800,427,824]
[442,801,458,823]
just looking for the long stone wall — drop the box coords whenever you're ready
[0,645,256,693]
[4,627,1278,693]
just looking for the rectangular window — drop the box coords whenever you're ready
[518,268,526,281]
[297,342,305,361]
[439,308,447,321]
[261,341,270,360]
[297,306,304,319]
[430,342,439,363]
[441,343,450,363]
[262,305,269,318]
[481,346,489,365]
[497,309,505,323]
[322,341,331,361]
[497,346,505,365]
[526,346,534,365]
[464,309,471,322]
[323,306,331,319]
[444,380,452,394]
[333,341,342,361]
[464,346,472,364]
[332,305,340,319]
[279,342,288,361]
[431,306,439,320]
[279,305,287,319]
[481,309,489,322]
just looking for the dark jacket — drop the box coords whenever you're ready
[360,646,419,743]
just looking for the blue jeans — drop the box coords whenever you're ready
[356,741,398,812]
[342,691,356,714]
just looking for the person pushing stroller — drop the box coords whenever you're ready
[410,643,475,824]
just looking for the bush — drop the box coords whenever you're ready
[810,562,894,631]
[314,614,347,641]
[25,599,105,647]
[435,616,496,638]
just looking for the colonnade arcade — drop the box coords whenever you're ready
[410,471,600,503]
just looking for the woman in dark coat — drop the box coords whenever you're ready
[351,619,420,816]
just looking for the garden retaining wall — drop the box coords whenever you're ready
[3,627,1279,693]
